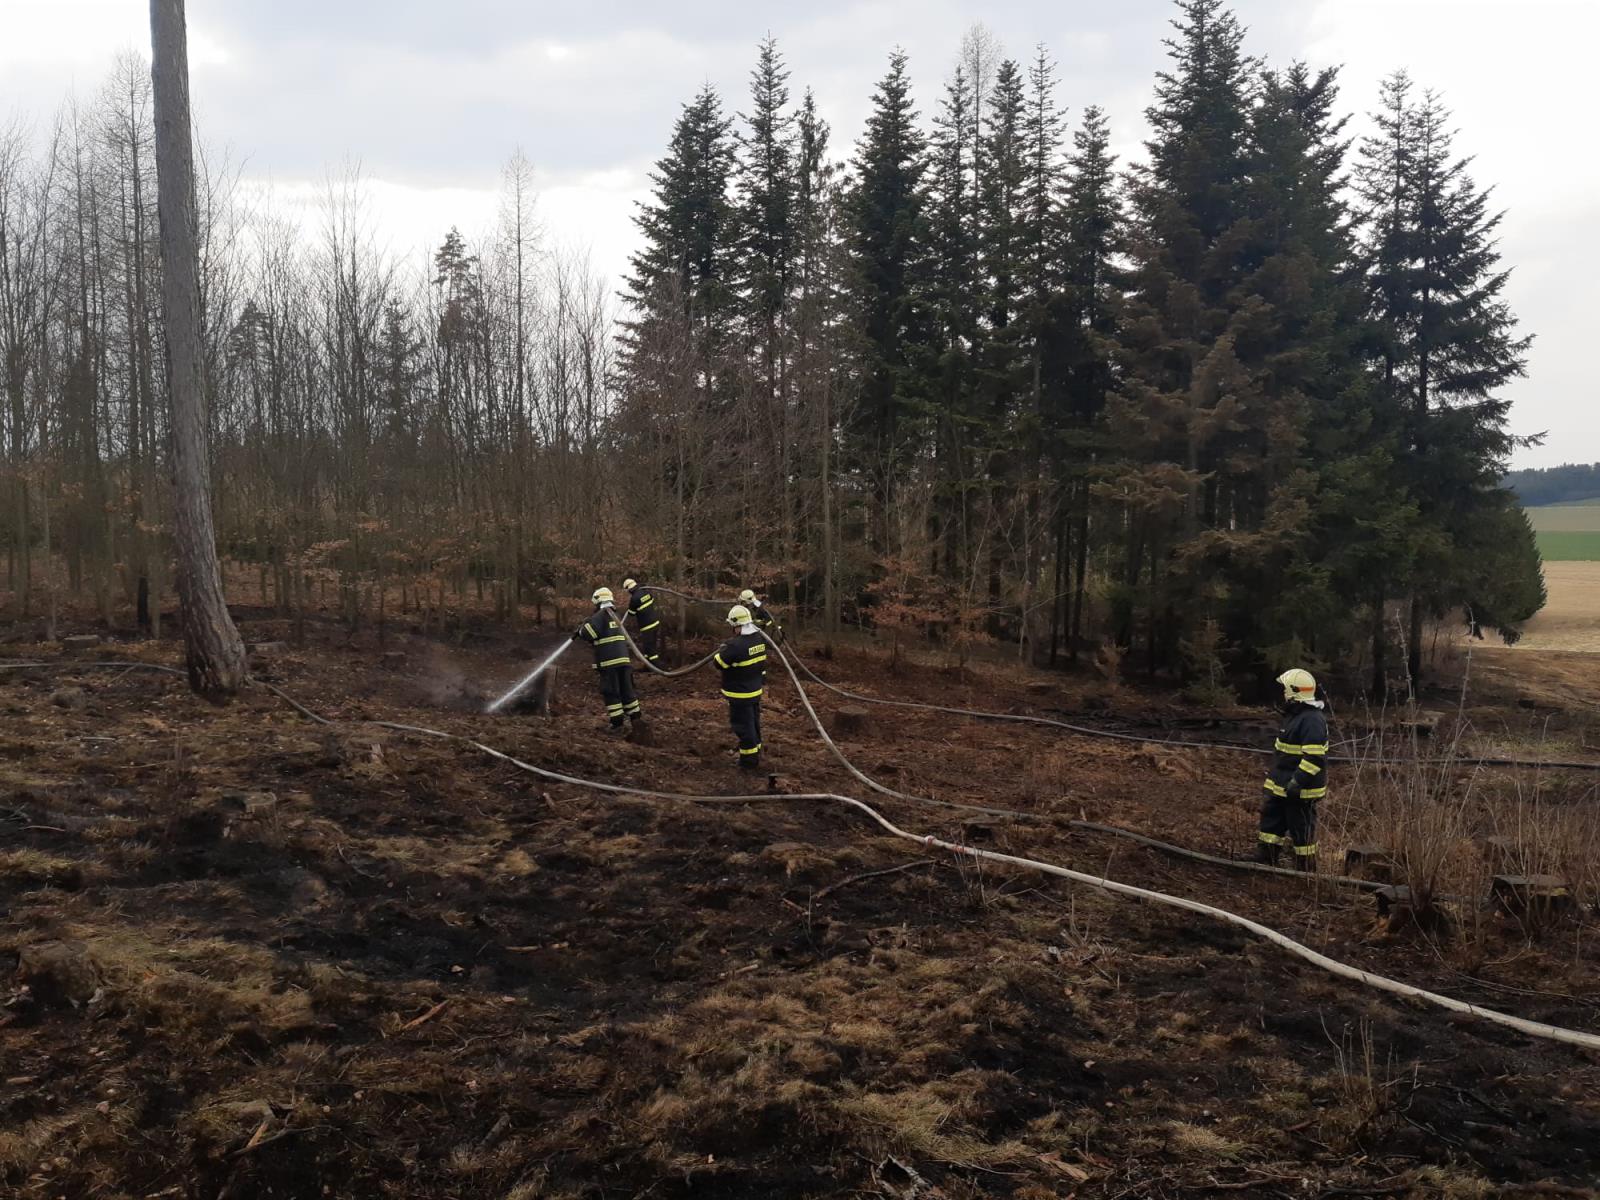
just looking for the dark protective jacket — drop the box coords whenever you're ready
[1263,704,1329,801]
[625,585,661,632]
[715,630,768,699]
[573,607,630,670]
[750,602,780,633]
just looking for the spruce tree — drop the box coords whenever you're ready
[1059,104,1122,661]
[735,36,796,390]
[1217,62,1369,675]
[617,84,738,586]
[924,65,982,577]
[973,59,1029,626]
[845,50,932,550]
[1015,47,1069,657]
[791,89,846,628]
[620,84,738,384]
[732,37,799,586]
[1110,0,1255,672]
[1356,74,1534,687]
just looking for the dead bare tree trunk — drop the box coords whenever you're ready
[149,0,245,699]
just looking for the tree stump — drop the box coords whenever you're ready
[1399,710,1444,738]
[1490,874,1572,920]
[60,634,100,653]
[248,641,288,657]
[50,687,89,711]
[961,817,1003,844]
[17,940,100,1007]
[1480,835,1520,871]
[242,792,278,821]
[507,670,555,716]
[1342,845,1398,882]
[831,706,869,738]
[1025,680,1057,696]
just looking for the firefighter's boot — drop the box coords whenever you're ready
[1254,840,1281,867]
[1293,851,1318,874]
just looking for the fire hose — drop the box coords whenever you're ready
[257,679,1600,1054]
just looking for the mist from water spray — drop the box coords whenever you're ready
[486,638,573,713]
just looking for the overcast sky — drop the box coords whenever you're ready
[4,0,1595,468]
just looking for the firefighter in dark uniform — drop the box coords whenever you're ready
[622,577,662,665]
[572,587,641,734]
[738,588,782,641]
[1257,668,1328,871]
[716,604,768,771]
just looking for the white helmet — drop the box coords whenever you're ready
[1277,668,1317,703]
[738,589,757,604]
[727,604,752,626]
[592,587,614,607]
[623,578,638,591]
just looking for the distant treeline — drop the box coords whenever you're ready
[1504,463,1600,508]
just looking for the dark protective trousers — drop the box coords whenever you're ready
[728,697,762,769]
[636,623,661,664]
[598,665,641,727]
[1258,792,1317,858]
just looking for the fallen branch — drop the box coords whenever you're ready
[814,858,937,900]
[237,1117,272,1155]
[393,999,449,1034]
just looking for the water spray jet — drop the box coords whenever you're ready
[486,639,572,714]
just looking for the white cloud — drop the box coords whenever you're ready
[234,163,647,288]
[0,0,230,69]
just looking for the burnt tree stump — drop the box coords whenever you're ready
[1399,710,1445,738]
[17,941,100,1007]
[1490,874,1573,920]
[831,706,870,738]
[1480,835,1520,872]
[506,670,556,716]
[1343,845,1398,883]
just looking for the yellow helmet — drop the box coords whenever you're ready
[592,587,614,607]
[623,578,638,591]
[727,604,752,626]
[738,589,757,604]
[1277,668,1317,703]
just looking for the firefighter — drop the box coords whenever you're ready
[716,604,768,771]
[622,577,662,666]
[1257,668,1328,871]
[738,588,782,641]
[572,587,641,734]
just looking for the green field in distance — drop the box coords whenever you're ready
[1525,503,1600,560]
[1526,503,1600,533]
[1535,531,1600,561]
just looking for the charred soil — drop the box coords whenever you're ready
[3,617,1599,1199]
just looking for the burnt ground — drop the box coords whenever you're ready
[3,614,1599,1199]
